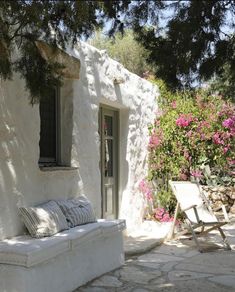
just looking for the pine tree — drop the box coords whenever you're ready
[0,0,131,103]
[131,0,235,94]
[1,1,234,101]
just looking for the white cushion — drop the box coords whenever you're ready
[19,201,69,238]
[57,222,102,248]
[97,219,126,235]
[0,235,70,267]
[0,219,126,268]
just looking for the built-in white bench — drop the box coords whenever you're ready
[0,219,126,292]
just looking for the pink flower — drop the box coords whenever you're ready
[190,170,203,178]
[149,130,163,148]
[186,130,193,137]
[139,179,148,193]
[139,179,153,201]
[222,117,235,129]
[219,104,235,117]
[213,132,224,145]
[157,208,165,215]
[149,135,161,148]
[231,171,235,177]
[146,190,153,201]
[183,150,191,161]
[227,159,235,166]
[223,146,230,154]
[154,208,174,222]
[200,121,210,128]
[162,213,171,222]
[200,133,206,140]
[176,114,193,127]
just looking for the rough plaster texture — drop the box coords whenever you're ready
[0,229,124,292]
[0,41,158,240]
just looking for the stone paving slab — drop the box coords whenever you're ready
[124,235,163,257]
[137,253,185,265]
[208,275,235,288]
[124,221,172,256]
[76,221,235,292]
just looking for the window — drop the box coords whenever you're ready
[39,88,60,165]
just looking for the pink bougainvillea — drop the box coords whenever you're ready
[213,132,223,145]
[149,134,161,148]
[223,146,230,154]
[154,207,174,222]
[222,117,235,129]
[146,84,234,222]
[176,114,193,127]
[148,129,163,149]
[190,169,203,178]
[139,179,153,201]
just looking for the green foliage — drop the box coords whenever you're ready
[147,80,235,211]
[90,30,152,76]
[0,0,131,103]
[210,62,235,102]
[156,189,177,215]
[1,0,235,101]
[15,42,63,104]
[133,1,235,92]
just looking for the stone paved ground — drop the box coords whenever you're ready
[76,221,235,292]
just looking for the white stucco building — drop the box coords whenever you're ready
[0,41,158,241]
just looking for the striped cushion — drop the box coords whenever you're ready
[56,195,96,227]
[19,201,69,238]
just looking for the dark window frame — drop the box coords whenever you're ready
[38,87,60,166]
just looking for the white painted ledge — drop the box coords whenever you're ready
[39,166,79,172]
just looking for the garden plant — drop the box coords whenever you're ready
[140,80,235,221]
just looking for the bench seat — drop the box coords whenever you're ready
[0,219,126,292]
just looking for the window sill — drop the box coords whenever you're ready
[39,166,79,172]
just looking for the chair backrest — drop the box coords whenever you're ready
[169,181,217,224]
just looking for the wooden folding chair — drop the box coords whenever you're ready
[168,180,231,252]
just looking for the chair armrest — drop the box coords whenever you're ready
[182,205,200,223]
[213,204,230,222]
[182,205,197,212]
[213,206,222,212]
[221,204,230,222]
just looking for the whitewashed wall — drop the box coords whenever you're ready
[0,42,158,240]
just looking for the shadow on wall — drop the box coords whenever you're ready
[118,109,129,217]
[71,45,133,217]
[0,78,85,240]
[60,80,74,166]
[91,47,126,107]
[40,79,83,202]
[72,47,103,216]
[0,79,37,239]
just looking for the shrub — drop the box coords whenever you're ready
[142,80,235,214]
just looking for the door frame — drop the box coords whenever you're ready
[99,104,119,219]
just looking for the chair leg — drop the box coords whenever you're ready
[167,202,180,240]
[188,223,203,253]
[218,227,231,250]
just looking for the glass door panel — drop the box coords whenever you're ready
[100,107,118,219]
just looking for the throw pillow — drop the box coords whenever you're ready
[19,200,69,238]
[56,195,96,227]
